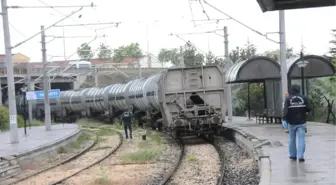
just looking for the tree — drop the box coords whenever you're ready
[77,43,94,60]
[329,29,336,67]
[205,51,216,65]
[264,47,295,61]
[97,43,112,60]
[158,48,180,65]
[183,41,204,67]
[329,29,336,88]
[113,43,143,62]
[0,106,24,131]
[229,40,257,62]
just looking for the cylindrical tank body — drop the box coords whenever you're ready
[102,85,114,110]
[92,87,105,112]
[128,79,148,110]
[85,88,99,111]
[61,90,75,112]
[110,82,133,111]
[142,73,162,110]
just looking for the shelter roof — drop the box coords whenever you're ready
[286,55,335,79]
[225,56,280,83]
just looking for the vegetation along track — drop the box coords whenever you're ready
[4,130,98,185]
[160,136,225,185]
[14,126,123,185]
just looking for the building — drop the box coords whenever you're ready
[137,53,173,68]
[0,53,30,66]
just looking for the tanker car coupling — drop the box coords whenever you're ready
[13,65,228,140]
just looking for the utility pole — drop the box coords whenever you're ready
[94,68,99,87]
[41,25,52,131]
[27,65,33,122]
[137,59,142,79]
[279,10,288,103]
[180,46,185,67]
[224,26,233,122]
[1,0,19,143]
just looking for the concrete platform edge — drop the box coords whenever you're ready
[222,126,271,185]
[16,125,82,162]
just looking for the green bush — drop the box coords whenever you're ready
[0,106,25,131]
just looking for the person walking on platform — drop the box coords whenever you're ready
[282,84,311,162]
[122,110,133,139]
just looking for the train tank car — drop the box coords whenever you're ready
[157,65,227,139]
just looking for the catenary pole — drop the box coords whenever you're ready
[224,26,233,121]
[41,25,52,131]
[1,0,19,143]
[279,10,288,103]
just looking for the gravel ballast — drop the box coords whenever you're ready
[216,137,260,185]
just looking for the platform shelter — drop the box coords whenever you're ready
[286,55,336,95]
[225,56,282,120]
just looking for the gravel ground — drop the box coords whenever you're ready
[63,129,181,185]
[14,133,121,185]
[1,133,95,185]
[167,142,221,185]
[215,137,260,185]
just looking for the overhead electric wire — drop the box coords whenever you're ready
[36,0,95,32]
[202,0,279,44]
[9,22,28,39]
[198,0,210,20]
[188,0,197,27]
[173,34,207,55]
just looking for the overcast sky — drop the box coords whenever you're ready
[0,0,335,62]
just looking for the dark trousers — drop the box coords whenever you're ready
[124,122,132,138]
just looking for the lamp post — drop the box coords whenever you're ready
[296,52,309,95]
[20,85,28,136]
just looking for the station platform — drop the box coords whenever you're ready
[0,124,81,159]
[226,116,336,185]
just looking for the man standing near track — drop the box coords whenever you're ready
[122,110,133,139]
[282,84,311,162]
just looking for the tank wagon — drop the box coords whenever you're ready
[15,65,227,139]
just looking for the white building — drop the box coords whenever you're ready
[138,54,174,68]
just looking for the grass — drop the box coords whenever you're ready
[96,128,116,136]
[120,130,163,164]
[69,133,91,149]
[186,154,197,162]
[93,167,111,185]
[120,150,159,164]
[18,119,43,128]
[77,119,105,128]
[57,146,67,154]
[110,122,124,130]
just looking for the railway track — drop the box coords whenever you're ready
[13,128,123,185]
[3,130,98,185]
[160,136,225,185]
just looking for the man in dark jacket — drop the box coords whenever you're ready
[122,110,133,139]
[283,84,311,162]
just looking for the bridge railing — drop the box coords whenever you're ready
[0,65,166,77]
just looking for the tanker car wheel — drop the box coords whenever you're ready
[207,133,214,142]
[172,129,180,139]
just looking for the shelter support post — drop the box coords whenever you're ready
[279,10,288,104]
[247,83,251,120]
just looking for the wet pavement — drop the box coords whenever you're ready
[226,117,336,185]
[0,124,80,157]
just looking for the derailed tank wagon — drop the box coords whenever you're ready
[12,65,227,139]
[157,65,226,139]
